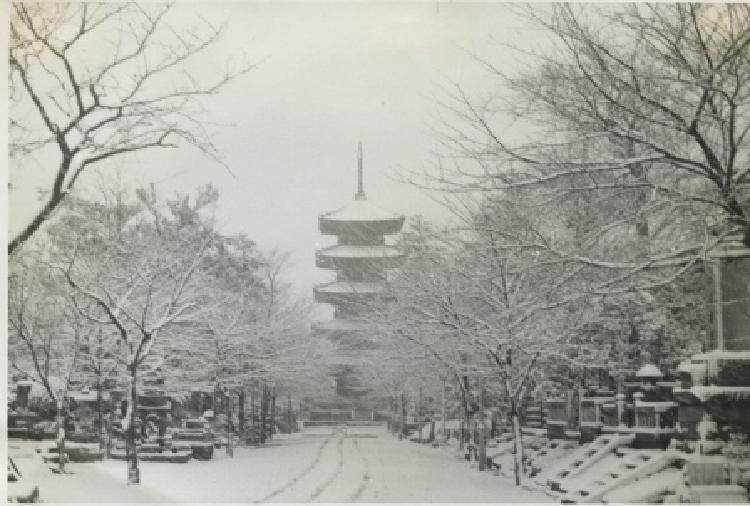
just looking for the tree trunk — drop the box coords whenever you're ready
[126,366,140,485]
[478,386,487,471]
[97,378,105,456]
[478,417,487,471]
[259,384,267,445]
[269,387,276,440]
[510,398,523,486]
[238,390,245,434]
[400,392,407,438]
[250,388,256,441]
[226,391,234,457]
[56,400,66,474]
[8,172,68,255]
[461,375,473,452]
[441,378,447,443]
[287,394,293,434]
[464,407,472,452]
[418,386,424,442]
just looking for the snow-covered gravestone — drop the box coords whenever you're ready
[697,413,717,456]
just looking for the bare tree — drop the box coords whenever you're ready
[61,226,213,484]
[419,3,750,289]
[8,3,253,254]
[162,243,313,451]
[8,256,89,473]
[377,210,607,485]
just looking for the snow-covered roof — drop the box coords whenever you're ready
[68,390,108,402]
[317,244,402,259]
[315,281,385,294]
[635,364,663,378]
[320,199,404,223]
[691,350,750,361]
[688,386,750,402]
[633,400,678,411]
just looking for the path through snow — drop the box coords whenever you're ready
[10,426,553,503]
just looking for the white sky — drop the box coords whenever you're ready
[8,2,543,301]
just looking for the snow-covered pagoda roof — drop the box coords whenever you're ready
[320,198,404,223]
[315,281,385,294]
[318,143,405,235]
[317,244,402,259]
[315,241,404,272]
[319,199,405,236]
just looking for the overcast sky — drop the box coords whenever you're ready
[8,2,542,302]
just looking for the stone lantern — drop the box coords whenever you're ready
[629,364,678,449]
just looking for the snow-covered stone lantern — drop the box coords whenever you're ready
[629,364,678,449]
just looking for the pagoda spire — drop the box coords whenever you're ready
[355,140,366,200]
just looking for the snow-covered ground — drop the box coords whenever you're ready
[8,426,553,503]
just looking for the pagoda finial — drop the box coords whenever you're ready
[355,140,366,200]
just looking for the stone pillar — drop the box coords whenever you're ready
[567,389,577,430]
[616,392,626,429]
[709,236,750,351]
[633,392,643,427]
[719,255,750,351]
[16,384,31,409]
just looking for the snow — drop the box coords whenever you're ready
[687,386,750,402]
[635,364,663,378]
[320,199,404,223]
[602,468,684,503]
[8,426,553,503]
[68,390,105,402]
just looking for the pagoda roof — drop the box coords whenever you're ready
[315,281,385,295]
[320,198,404,224]
[318,244,402,259]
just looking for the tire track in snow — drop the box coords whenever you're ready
[254,436,331,503]
[348,438,372,502]
[307,435,344,502]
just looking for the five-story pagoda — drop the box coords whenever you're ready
[311,142,404,422]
